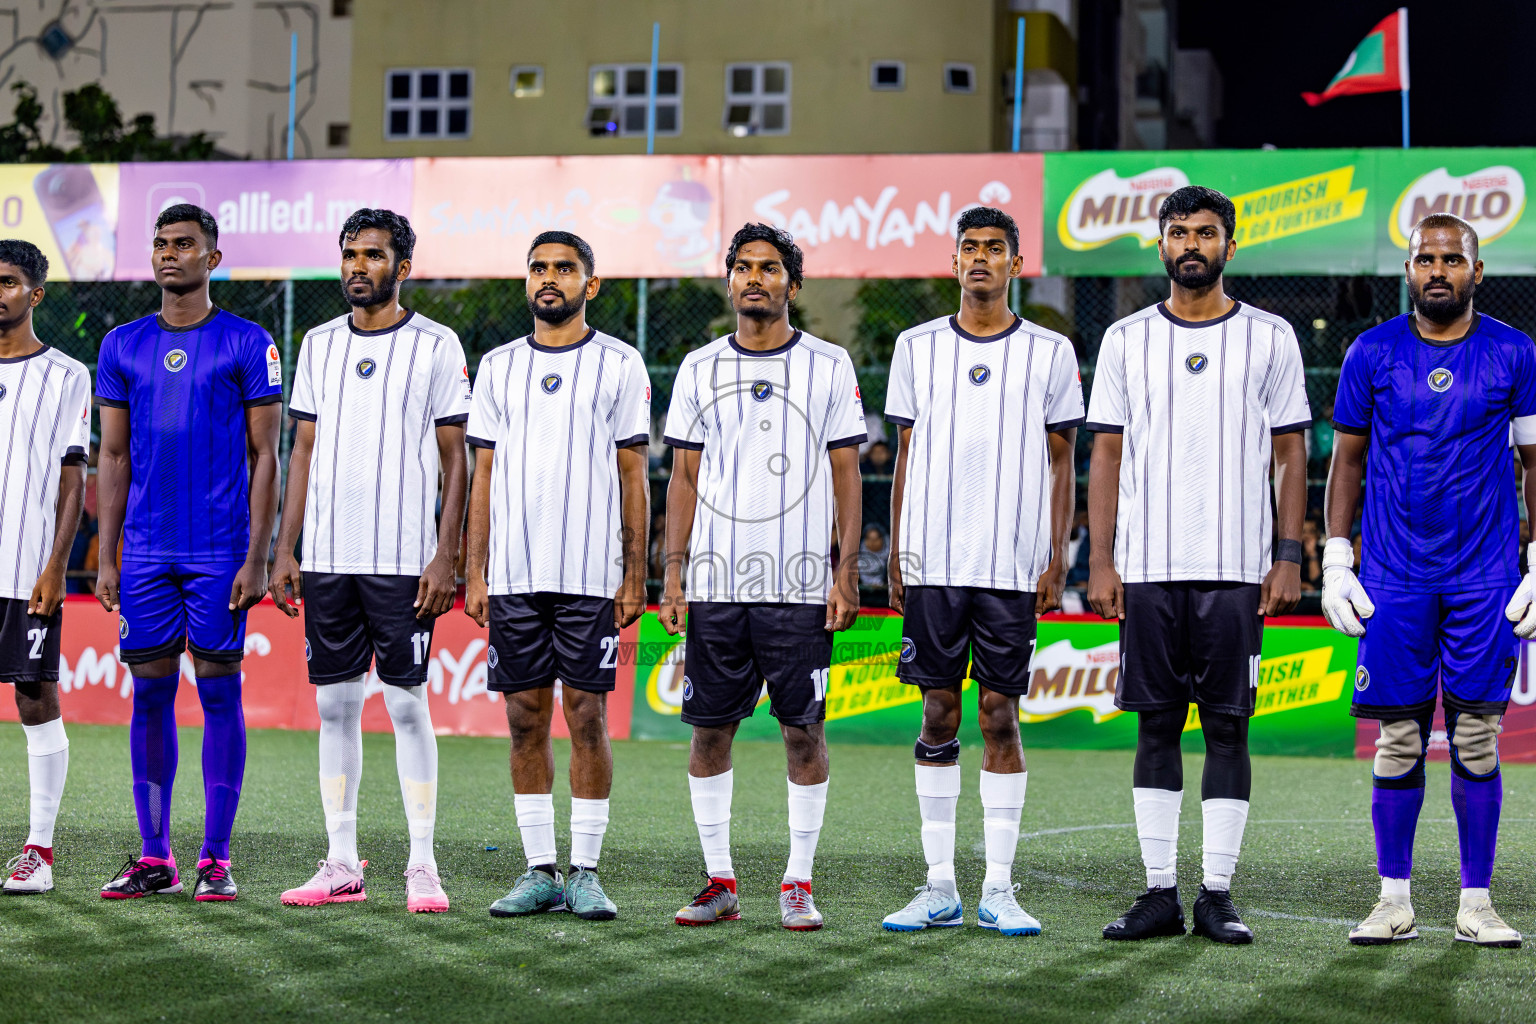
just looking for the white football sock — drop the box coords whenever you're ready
[689,770,734,878]
[915,763,961,887]
[1460,886,1490,908]
[316,676,365,869]
[980,769,1026,886]
[1201,797,1250,892]
[570,797,609,870]
[23,718,68,849]
[514,792,557,868]
[784,778,828,882]
[1133,787,1183,890]
[383,683,438,872]
[1381,876,1411,901]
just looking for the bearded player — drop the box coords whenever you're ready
[271,209,468,913]
[465,231,650,921]
[95,205,283,901]
[1326,213,1536,948]
[879,208,1082,936]
[1087,186,1309,944]
[0,241,89,895]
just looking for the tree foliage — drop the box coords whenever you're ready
[0,82,216,163]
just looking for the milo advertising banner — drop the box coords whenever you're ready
[1045,148,1536,277]
[1374,149,1534,274]
[1045,150,1377,276]
[632,612,1360,758]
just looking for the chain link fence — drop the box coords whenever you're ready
[54,274,1536,608]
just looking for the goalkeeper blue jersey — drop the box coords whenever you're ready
[1332,312,1536,594]
[95,308,283,562]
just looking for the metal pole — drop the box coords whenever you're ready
[637,21,659,355]
[282,32,297,459]
[1011,17,1026,154]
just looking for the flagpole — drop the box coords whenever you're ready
[1398,7,1410,314]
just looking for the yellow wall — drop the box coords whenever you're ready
[349,0,1004,156]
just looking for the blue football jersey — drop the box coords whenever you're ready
[95,308,283,562]
[1333,312,1536,593]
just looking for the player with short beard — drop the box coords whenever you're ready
[0,241,88,895]
[1087,185,1311,944]
[464,231,650,922]
[878,207,1083,936]
[1326,214,1536,948]
[271,208,470,913]
[662,223,865,930]
[95,205,282,903]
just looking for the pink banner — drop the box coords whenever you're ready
[0,597,634,740]
[721,154,1044,278]
[410,156,723,280]
[115,160,414,280]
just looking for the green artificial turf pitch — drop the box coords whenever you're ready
[1,725,1535,1023]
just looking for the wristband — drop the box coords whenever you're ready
[1527,542,1536,570]
[1275,539,1303,565]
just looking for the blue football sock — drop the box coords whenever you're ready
[1451,770,1502,890]
[1370,782,1424,881]
[196,674,246,863]
[130,673,180,861]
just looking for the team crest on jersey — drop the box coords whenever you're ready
[355,357,377,379]
[304,639,312,662]
[542,373,562,394]
[752,380,773,402]
[487,645,499,669]
[682,675,693,700]
[119,617,129,639]
[0,383,7,402]
[968,365,990,386]
[1355,666,1370,692]
[1428,367,1453,393]
[163,349,188,373]
[900,637,916,663]
[1186,353,1208,374]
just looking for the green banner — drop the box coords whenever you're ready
[1373,149,1535,274]
[1044,148,1536,277]
[631,614,1359,758]
[1045,150,1377,276]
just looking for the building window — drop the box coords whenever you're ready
[331,0,352,16]
[385,68,473,140]
[870,61,905,91]
[944,62,975,94]
[511,65,544,98]
[723,62,790,136]
[327,123,350,148]
[587,63,682,137]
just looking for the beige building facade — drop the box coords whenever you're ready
[0,0,351,160]
[348,0,1076,158]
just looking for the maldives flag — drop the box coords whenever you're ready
[1301,8,1408,106]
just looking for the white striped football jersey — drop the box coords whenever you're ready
[289,310,472,576]
[467,328,652,597]
[663,330,867,605]
[1086,301,1312,585]
[0,346,90,600]
[885,315,1085,591]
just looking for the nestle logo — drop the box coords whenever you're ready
[1463,175,1509,190]
[1131,176,1178,191]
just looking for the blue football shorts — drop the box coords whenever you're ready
[117,560,247,665]
[1351,587,1519,719]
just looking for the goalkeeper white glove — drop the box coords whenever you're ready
[1321,537,1374,638]
[1504,543,1536,639]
